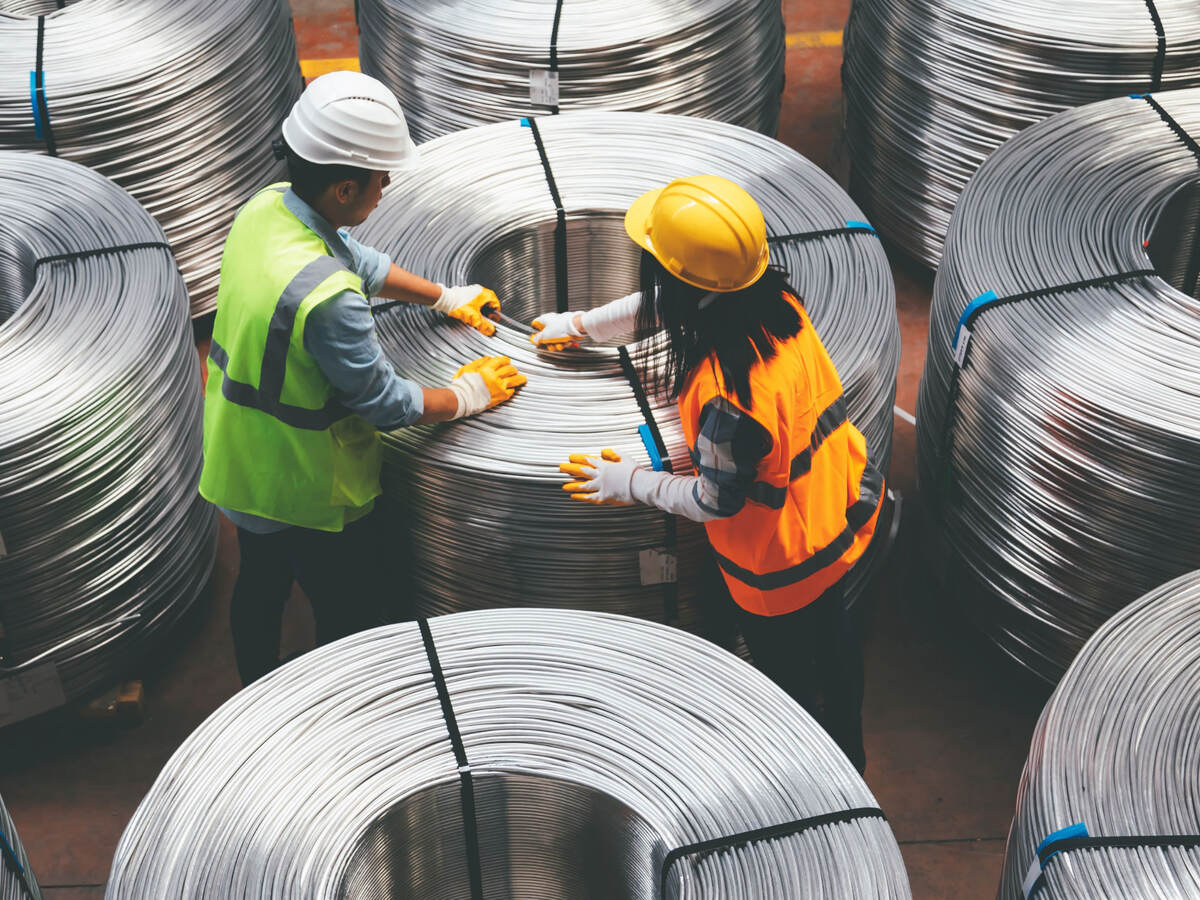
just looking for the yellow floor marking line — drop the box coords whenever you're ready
[300,57,361,79]
[786,30,843,49]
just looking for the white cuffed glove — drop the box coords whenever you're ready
[559,448,719,521]
[447,356,526,418]
[530,291,642,350]
[432,284,500,336]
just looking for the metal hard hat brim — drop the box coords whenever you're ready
[624,185,770,293]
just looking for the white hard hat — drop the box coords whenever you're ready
[281,70,418,171]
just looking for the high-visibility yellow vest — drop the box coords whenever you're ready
[199,184,381,532]
[678,296,883,616]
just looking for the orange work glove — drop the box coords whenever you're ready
[433,285,501,336]
[449,355,526,417]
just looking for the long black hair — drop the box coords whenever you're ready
[635,250,804,411]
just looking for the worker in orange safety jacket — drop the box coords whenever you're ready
[533,175,883,773]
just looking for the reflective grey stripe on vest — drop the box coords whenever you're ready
[208,255,349,431]
[745,395,850,509]
[714,460,884,592]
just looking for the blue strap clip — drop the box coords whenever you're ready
[29,71,46,140]
[638,424,664,472]
[844,219,876,232]
[1023,822,1088,899]
[951,289,998,366]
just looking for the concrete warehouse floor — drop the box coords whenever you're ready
[0,1,1052,897]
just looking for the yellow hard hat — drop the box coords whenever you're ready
[624,174,769,292]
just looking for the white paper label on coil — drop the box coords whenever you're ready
[530,69,560,106]
[0,662,66,726]
[952,327,972,367]
[639,548,677,586]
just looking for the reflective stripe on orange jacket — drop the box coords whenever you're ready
[678,298,884,616]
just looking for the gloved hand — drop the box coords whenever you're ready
[559,448,638,505]
[433,284,501,336]
[449,355,526,418]
[530,311,584,352]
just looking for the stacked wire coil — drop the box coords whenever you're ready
[0,792,40,900]
[354,111,900,635]
[0,153,216,715]
[356,0,785,143]
[915,88,1200,681]
[842,0,1200,268]
[998,570,1200,898]
[0,0,302,315]
[108,608,912,898]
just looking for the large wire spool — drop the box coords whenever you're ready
[0,152,216,716]
[353,111,900,636]
[842,0,1200,268]
[998,570,1200,898]
[0,792,41,900]
[915,87,1200,682]
[0,0,302,316]
[108,608,912,898]
[356,0,785,144]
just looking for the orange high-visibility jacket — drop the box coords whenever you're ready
[678,297,884,616]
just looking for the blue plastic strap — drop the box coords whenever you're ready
[639,423,664,472]
[844,219,876,232]
[0,827,24,876]
[28,71,42,139]
[952,288,997,360]
[1023,822,1088,899]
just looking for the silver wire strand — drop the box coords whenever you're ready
[357,0,786,143]
[0,791,41,900]
[916,87,1200,682]
[0,153,216,710]
[998,570,1200,898]
[843,0,1200,268]
[107,609,912,898]
[353,111,900,638]
[0,0,302,315]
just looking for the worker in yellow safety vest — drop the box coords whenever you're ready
[535,176,882,772]
[200,71,525,685]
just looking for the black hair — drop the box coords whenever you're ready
[273,137,370,201]
[635,251,804,411]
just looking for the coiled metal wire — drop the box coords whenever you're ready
[0,152,216,713]
[0,792,41,900]
[916,88,1200,682]
[353,111,900,637]
[0,0,302,316]
[998,570,1200,898]
[357,0,785,143]
[108,608,912,898]
[843,0,1200,268]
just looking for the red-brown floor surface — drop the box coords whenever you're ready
[0,1,1049,897]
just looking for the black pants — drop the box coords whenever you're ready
[229,510,397,686]
[706,558,866,773]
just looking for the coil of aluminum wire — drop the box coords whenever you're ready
[0,792,41,900]
[842,0,1200,268]
[352,111,900,637]
[108,608,912,898]
[0,152,216,717]
[0,0,301,315]
[998,570,1200,898]
[916,87,1200,682]
[357,0,785,143]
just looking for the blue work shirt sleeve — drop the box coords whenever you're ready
[338,229,392,297]
[304,289,425,429]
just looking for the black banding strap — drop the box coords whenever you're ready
[34,241,173,269]
[1140,94,1200,165]
[767,224,878,245]
[659,807,886,897]
[416,618,484,900]
[938,268,1157,496]
[617,345,679,623]
[1144,0,1166,92]
[1027,832,1200,899]
[549,0,564,115]
[33,16,56,157]
[524,117,569,314]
